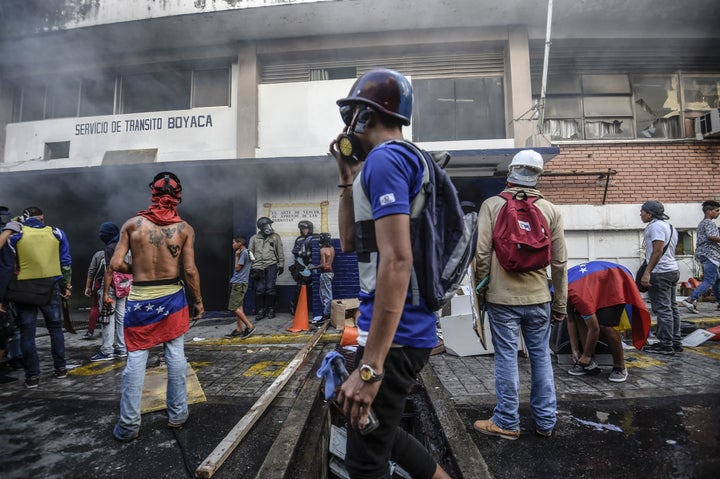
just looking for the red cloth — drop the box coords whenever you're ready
[137,195,183,226]
[567,262,651,350]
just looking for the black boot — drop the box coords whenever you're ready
[266,294,276,319]
[255,295,266,321]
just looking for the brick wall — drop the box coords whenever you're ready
[538,141,720,205]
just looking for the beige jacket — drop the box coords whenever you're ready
[474,186,568,314]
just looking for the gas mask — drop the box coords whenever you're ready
[337,105,372,163]
[261,224,274,236]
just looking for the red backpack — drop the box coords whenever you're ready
[492,191,551,273]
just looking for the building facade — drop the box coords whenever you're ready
[1,0,719,308]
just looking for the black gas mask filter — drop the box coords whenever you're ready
[337,105,372,163]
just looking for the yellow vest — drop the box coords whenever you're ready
[16,226,62,280]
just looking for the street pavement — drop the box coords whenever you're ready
[0,301,719,478]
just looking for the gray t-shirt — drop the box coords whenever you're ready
[644,219,678,273]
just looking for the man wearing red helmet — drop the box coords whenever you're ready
[330,69,450,479]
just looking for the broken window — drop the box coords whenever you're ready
[632,75,681,139]
[682,76,720,137]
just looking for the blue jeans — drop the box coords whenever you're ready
[319,272,334,316]
[113,335,188,440]
[487,302,556,432]
[648,270,681,347]
[689,260,720,303]
[16,282,66,379]
[100,292,127,355]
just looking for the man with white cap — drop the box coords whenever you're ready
[473,149,568,440]
[639,200,681,355]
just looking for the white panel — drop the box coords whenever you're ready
[257,79,352,157]
[3,106,237,169]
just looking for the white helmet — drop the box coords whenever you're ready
[507,149,544,187]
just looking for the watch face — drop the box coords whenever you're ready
[360,365,373,381]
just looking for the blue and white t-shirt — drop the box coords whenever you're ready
[352,141,438,349]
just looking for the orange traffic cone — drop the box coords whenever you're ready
[286,284,310,332]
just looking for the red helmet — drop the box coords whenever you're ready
[337,69,413,126]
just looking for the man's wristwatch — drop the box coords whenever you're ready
[359,364,384,383]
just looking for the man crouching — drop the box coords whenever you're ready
[111,172,203,442]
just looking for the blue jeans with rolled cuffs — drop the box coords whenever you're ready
[113,335,188,440]
[487,302,557,433]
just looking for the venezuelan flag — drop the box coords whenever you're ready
[124,284,190,352]
[567,261,651,350]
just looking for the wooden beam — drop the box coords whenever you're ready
[195,323,329,479]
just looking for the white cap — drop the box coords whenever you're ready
[507,150,544,187]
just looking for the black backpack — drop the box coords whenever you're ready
[387,140,478,311]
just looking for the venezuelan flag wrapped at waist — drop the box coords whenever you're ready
[567,261,651,350]
[124,284,190,352]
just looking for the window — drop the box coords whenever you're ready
[412,77,505,141]
[537,72,720,141]
[633,75,681,139]
[121,70,191,114]
[46,78,80,119]
[20,81,46,121]
[682,76,720,138]
[80,76,115,117]
[11,62,231,122]
[44,141,70,160]
[192,68,230,108]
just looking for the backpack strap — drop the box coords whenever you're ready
[378,139,432,307]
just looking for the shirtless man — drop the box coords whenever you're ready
[111,172,203,442]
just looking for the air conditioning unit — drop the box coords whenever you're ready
[695,108,720,139]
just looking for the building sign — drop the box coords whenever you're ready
[74,114,213,136]
[261,201,330,237]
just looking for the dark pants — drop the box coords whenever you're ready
[346,346,437,479]
[16,283,66,378]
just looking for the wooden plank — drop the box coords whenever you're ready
[195,323,329,479]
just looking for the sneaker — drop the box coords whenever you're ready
[642,343,674,355]
[241,327,256,339]
[608,367,628,383]
[535,428,553,438]
[82,331,95,340]
[54,368,67,379]
[568,360,601,376]
[25,376,39,389]
[679,299,699,314]
[473,418,520,441]
[90,352,114,362]
[114,350,128,359]
[227,329,242,338]
[673,344,684,353]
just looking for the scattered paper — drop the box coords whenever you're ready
[681,329,715,347]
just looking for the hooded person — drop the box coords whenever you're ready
[89,221,130,362]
